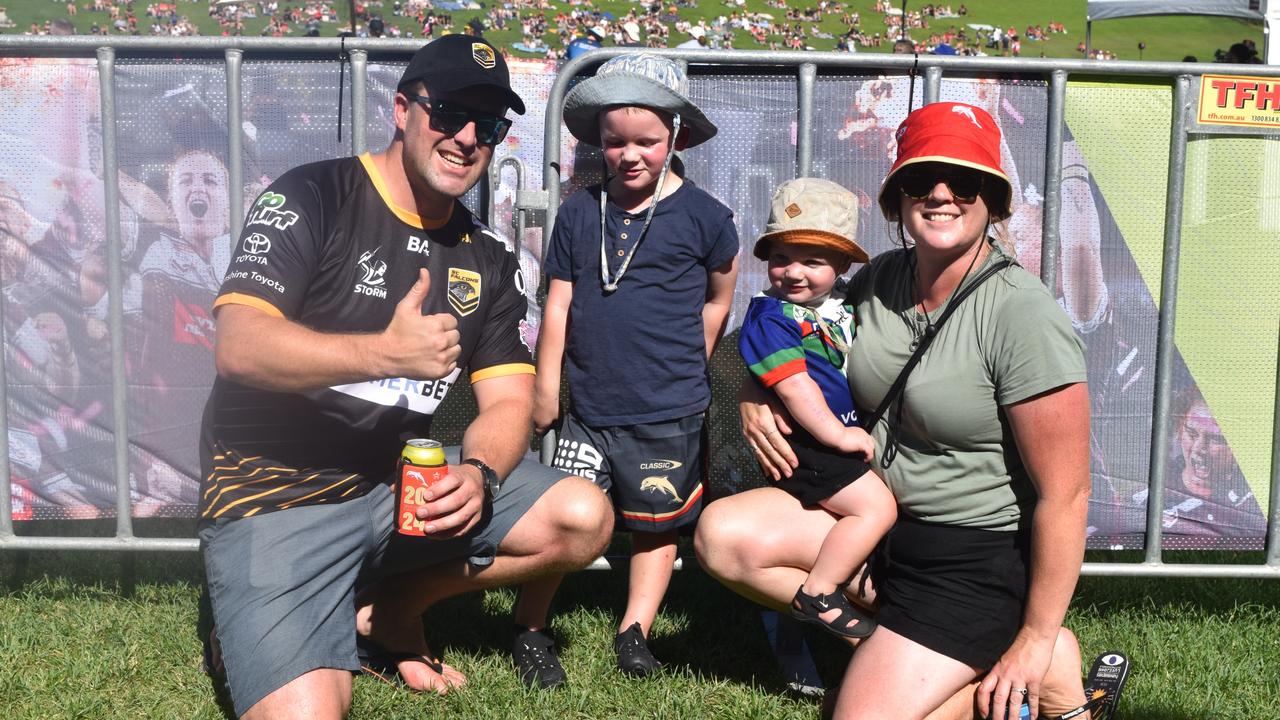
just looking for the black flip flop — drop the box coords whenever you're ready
[356,636,445,691]
[1058,650,1131,720]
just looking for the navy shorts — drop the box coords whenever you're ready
[199,448,566,717]
[551,411,705,533]
[872,515,1031,670]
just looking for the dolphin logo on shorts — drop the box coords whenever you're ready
[640,475,683,504]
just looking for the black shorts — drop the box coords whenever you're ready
[552,411,705,533]
[872,515,1030,670]
[775,427,873,507]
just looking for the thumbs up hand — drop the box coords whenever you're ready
[380,268,461,380]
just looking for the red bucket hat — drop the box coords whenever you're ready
[877,101,1012,220]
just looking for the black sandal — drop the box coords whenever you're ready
[789,585,877,640]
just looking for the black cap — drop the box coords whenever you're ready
[398,34,526,115]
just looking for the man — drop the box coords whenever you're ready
[620,20,643,46]
[199,34,613,718]
[565,25,604,59]
[675,25,707,50]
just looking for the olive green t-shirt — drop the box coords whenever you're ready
[845,241,1087,530]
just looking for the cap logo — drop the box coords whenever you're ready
[785,203,802,218]
[951,105,982,128]
[472,42,496,69]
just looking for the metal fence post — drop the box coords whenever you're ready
[1040,69,1068,288]
[1142,74,1192,565]
[797,63,816,177]
[97,46,134,540]
[225,49,244,242]
[350,49,368,156]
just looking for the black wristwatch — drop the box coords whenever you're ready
[462,458,502,502]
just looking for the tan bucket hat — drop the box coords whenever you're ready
[753,178,869,263]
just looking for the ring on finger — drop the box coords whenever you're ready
[1011,688,1028,695]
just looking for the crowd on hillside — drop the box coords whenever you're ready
[1,0,1209,65]
[12,0,1075,54]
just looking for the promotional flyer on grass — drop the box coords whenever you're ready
[1,57,1273,549]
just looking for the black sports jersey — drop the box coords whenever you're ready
[199,154,534,520]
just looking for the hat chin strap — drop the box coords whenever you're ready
[599,113,682,293]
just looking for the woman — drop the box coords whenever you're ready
[696,102,1093,720]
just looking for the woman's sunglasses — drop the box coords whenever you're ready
[404,94,513,146]
[896,167,985,203]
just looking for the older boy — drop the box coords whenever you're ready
[520,54,739,688]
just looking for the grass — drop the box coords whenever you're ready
[2,538,1278,719]
[0,0,1264,64]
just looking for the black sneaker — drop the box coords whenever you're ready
[512,626,567,690]
[614,622,660,678]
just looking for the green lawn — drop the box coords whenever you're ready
[2,535,1278,719]
[0,0,1264,63]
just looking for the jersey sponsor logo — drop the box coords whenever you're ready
[246,192,299,231]
[330,367,461,415]
[406,235,430,256]
[551,438,603,482]
[640,475,684,504]
[227,269,286,293]
[472,42,496,69]
[354,247,389,299]
[236,233,270,265]
[446,267,481,316]
[242,233,272,255]
[639,459,682,471]
[173,297,215,349]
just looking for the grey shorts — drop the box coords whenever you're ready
[551,412,705,533]
[199,448,566,717]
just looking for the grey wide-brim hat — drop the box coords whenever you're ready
[753,177,869,264]
[563,53,718,148]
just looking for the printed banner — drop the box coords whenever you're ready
[1197,74,1280,129]
[0,57,1271,550]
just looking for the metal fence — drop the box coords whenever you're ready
[1,36,1277,578]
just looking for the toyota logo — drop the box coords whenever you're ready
[243,233,272,255]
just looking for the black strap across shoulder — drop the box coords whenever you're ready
[861,258,1013,433]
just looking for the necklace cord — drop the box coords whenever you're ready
[598,114,683,293]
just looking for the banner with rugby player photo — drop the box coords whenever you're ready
[1,55,1272,551]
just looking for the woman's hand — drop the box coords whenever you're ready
[737,377,798,481]
[975,630,1055,720]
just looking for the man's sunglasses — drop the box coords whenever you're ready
[896,167,985,202]
[404,94,512,146]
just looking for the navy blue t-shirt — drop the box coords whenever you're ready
[544,181,739,426]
